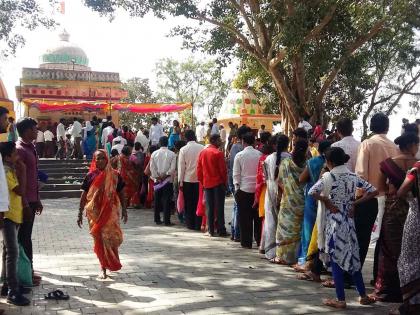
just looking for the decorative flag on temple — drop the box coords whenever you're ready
[59,1,65,15]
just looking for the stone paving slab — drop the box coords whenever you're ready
[0,198,396,314]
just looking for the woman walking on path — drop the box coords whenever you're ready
[393,161,420,315]
[272,139,307,265]
[78,150,128,279]
[373,132,419,303]
[309,147,377,309]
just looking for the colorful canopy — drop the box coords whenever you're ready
[22,99,192,113]
[23,99,109,112]
[112,102,191,113]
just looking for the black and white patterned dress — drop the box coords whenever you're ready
[309,165,375,274]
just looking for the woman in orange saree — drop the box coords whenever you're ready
[78,150,128,279]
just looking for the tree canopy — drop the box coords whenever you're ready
[120,77,158,129]
[0,0,56,58]
[155,57,229,124]
[85,0,420,133]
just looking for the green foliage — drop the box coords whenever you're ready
[154,57,230,120]
[0,0,56,57]
[120,77,159,129]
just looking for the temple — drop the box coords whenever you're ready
[218,88,281,131]
[15,30,127,128]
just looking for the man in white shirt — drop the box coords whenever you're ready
[150,136,176,226]
[35,128,45,158]
[149,117,165,146]
[56,118,66,160]
[70,117,83,159]
[111,141,125,154]
[298,117,312,133]
[101,122,114,147]
[43,127,55,158]
[178,130,204,230]
[331,118,360,172]
[112,134,127,146]
[195,122,206,144]
[219,124,227,153]
[210,118,219,136]
[0,106,10,213]
[258,124,266,139]
[135,129,149,153]
[233,132,262,249]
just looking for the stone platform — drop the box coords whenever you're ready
[0,198,395,314]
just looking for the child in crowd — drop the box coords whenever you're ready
[309,147,377,309]
[0,142,31,306]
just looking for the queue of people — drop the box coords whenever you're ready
[1,107,420,314]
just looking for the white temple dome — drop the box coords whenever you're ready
[40,30,90,71]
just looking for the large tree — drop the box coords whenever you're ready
[0,0,56,57]
[154,57,229,125]
[84,0,420,133]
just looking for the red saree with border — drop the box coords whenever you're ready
[85,153,123,272]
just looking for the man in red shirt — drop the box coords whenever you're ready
[197,134,228,237]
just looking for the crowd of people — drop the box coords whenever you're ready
[0,105,420,314]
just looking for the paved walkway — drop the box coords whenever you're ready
[1,198,396,314]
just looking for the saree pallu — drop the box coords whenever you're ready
[263,153,279,260]
[259,186,266,250]
[196,183,207,231]
[119,156,139,206]
[374,158,410,302]
[398,166,420,308]
[168,133,180,149]
[374,196,408,302]
[83,131,97,160]
[298,156,324,265]
[255,154,268,250]
[85,168,123,272]
[276,158,305,264]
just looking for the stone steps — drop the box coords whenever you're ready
[39,159,88,199]
[40,190,82,199]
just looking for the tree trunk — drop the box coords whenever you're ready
[268,68,299,136]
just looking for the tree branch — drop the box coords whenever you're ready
[385,70,420,115]
[315,19,386,107]
[228,0,263,55]
[192,14,261,60]
[303,4,337,44]
[247,0,270,54]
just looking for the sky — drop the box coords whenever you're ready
[0,0,417,140]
